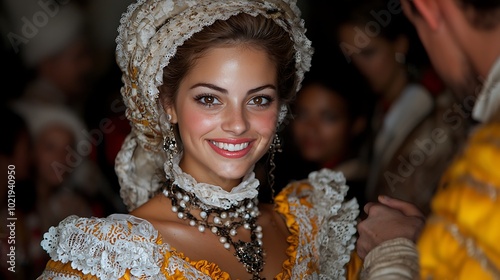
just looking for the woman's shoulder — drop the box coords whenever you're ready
[278,168,359,216]
[40,214,167,279]
[275,168,360,278]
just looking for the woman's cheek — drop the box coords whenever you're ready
[252,110,278,138]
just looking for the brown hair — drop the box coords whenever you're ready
[159,13,297,106]
[457,0,500,29]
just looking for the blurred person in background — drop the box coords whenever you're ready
[291,63,373,207]
[11,105,94,278]
[5,0,123,216]
[4,0,93,114]
[356,0,500,278]
[336,0,466,215]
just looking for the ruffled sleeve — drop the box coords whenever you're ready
[38,214,166,279]
[275,169,359,280]
[308,169,359,279]
[37,214,231,280]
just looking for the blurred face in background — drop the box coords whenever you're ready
[35,124,75,188]
[338,24,408,95]
[292,83,352,165]
[41,39,93,97]
[401,0,478,101]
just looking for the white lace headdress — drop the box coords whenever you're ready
[115,0,313,211]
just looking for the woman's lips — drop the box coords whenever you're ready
[208,139,254,158]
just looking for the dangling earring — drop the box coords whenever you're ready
[395,52,406,64]
[163,115,177,173]
[268,133,282,201]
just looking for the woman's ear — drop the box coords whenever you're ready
[160,97,178,124]
[165,105,178,124]
[394,35,409,56]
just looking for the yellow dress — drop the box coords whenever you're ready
[418,123,500,279]
[38,169,360,279]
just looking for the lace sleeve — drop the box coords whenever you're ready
[308,169,360,280]
[39,214,166,280]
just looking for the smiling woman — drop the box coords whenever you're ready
[36,1,420,279]
[165,45,279,188]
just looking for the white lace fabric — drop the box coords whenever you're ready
[283,169,359,279]
[39,214,165,279]
[38,169,358,279]
[167,155,260,210]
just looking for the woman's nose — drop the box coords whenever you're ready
[221,105,250,135]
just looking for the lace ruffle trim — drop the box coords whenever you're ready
[273,185,304,279]
[167,155,260,210]
[308,169,359,280]
[40,215,165,280]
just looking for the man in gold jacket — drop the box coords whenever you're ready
[356,0,500,279]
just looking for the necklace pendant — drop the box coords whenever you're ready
[234,240,265,276]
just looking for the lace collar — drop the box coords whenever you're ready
[473,56,500,123]
[164,155,260,210]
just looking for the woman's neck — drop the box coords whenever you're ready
[179,159,243,192]
[382,68,409,106]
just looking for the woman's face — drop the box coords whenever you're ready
[292,83,351,165]
[35,124,75,187]
[338,24,405,94]
[166,45,279,189]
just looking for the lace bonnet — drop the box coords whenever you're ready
[115,0,313,211]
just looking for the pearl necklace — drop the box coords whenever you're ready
[162,181,265,279]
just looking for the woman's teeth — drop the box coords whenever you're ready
[211,141,250,152]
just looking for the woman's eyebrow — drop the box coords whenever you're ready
[190,83,276,95]
[190,83,227,93]
[248,84,276,94]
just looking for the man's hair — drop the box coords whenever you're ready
[456,0,500,29]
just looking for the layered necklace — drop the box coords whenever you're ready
[162,179,265,280]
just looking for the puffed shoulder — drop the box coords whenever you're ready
[284,168,359,221]
[40,214,166,279]
[279,168,359,279]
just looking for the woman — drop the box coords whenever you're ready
[38,1,419,279]
[336,0,464,215]
[291,66,372,207]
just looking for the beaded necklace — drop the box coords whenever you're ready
[162,180,265,279]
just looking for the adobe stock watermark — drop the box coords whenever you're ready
[50,99,127,182]
[383,80,485,191]
[339,0,403,63]
[7,0,71,53]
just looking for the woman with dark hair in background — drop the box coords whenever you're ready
[291,64,373,208]
[337,0,466,215]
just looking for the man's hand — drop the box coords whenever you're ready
[356,195,426,259]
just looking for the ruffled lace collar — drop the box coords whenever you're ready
[473,56,500,122]
[165,154,260,210]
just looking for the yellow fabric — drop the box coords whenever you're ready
[418,123,500,279]
[274,182,320,279]
[346,251,363,280]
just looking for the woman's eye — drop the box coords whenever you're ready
[203,96,215,104]
[195,95,221,107]
[248,96,272,106]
